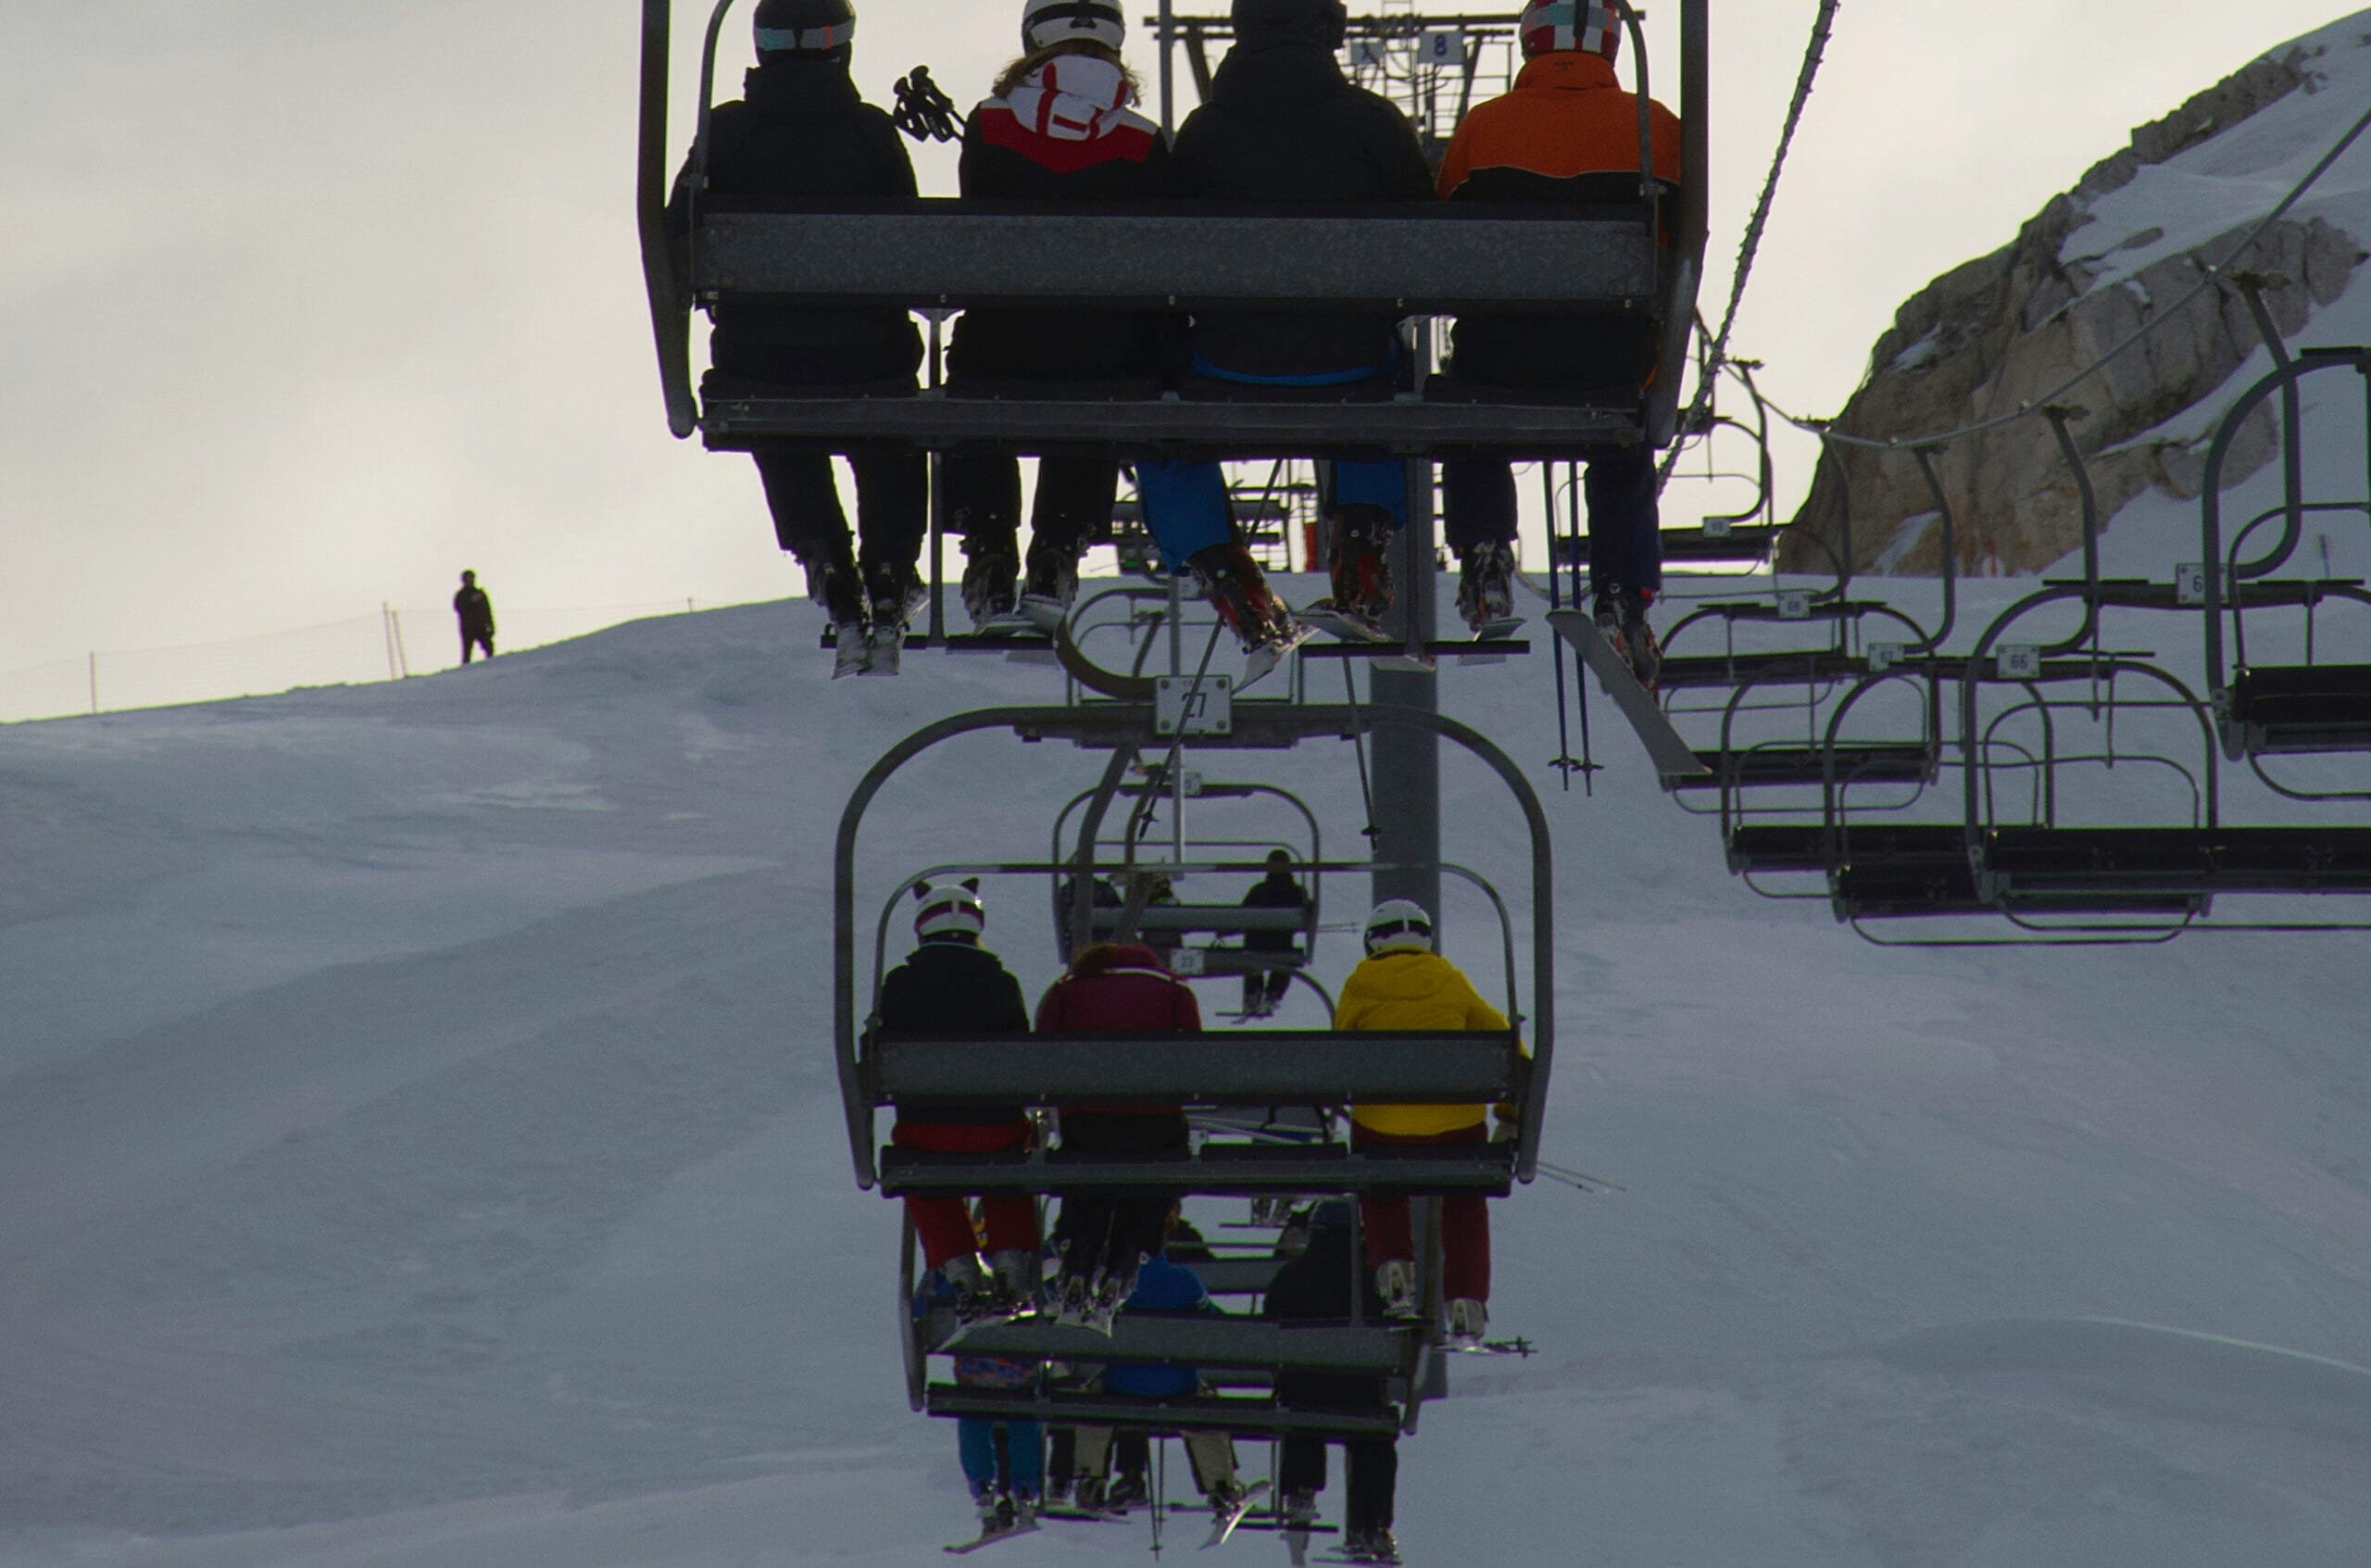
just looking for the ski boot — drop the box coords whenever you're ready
[1103,1472,1149,1512]
[1374,1258,1418,1318]
[1051,1272,1094,1327]
[988,1248,1039,1316]
[1308,503,1398,638]
[1448,1296,1489,1347]
[960,543,1020,630]
[972,1487,1010,1537]
[1086,1267,1135,1335]
[1186,542,1309,687]
[1455,539,1517,633]
[1283,1489,1319,1566]
[1593,581,1662,690]
[1009,1494,1039,1533]
[860,561,910,677]
[1018,538,1082,632]
[1071,1475,1106,1513]
[813,561,871,680]
[1343,1526,1402,1564]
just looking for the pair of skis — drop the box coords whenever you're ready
[828,623,908,680]
[947,1482,1269,1553]
[1298,608,1526,672]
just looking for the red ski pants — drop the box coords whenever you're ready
[1353,1122,1492,1304]
[893,1120,1039,1268]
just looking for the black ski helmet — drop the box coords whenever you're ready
[753,0,855,56]
[1230,0,1349,51]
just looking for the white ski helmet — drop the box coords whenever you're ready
[913,878,986,941]
[1022,0,1127,53]
[754,0,856,56]
[1520,1,1621,62]
[1363,897,1436,956]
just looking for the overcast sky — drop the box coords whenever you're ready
[3,3,2364,677]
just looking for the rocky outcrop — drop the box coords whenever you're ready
[1779,45,2367,577]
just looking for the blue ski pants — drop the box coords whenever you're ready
[1136,358,1409,569]
[960,1416,1044,1499]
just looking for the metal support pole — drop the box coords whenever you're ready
[1371,448,1442,924]
[1159,0,1177,138]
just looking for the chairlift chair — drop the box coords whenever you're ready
[634,0,1711,458]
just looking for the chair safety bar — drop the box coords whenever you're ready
[924,1386,1402,1442]
[870,1031,1525,1107]
[930,1316,1414,1374]
[695,206,1661,311]
[878,1142,1517,1198]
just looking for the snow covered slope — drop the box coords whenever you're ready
[4,584,2368,1567]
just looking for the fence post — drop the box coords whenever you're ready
[382,603,399,682]
[390,610,409,679]
[88,652,98,715]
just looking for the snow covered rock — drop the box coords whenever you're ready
[1780,19,2371,577]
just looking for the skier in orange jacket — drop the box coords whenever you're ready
[1436,2,1682,684]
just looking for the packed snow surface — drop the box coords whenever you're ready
[4,569,2367,1567]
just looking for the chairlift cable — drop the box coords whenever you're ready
[1753,91,2371,457]
[1660,0,1840,490]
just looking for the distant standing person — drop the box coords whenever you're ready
[454,570,496,664]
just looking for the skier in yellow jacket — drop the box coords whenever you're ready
[1336,898,1519,1344]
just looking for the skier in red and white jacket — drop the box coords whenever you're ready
[1034,941,1199,1323]
[945,0,1173,628]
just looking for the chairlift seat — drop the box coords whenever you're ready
[1654,649,1867,692]
[878,1139,1515,1198]
[1674,743,1936,793]
[1725,822,1965,877]
[931,1315,1413,1374]
[698,384,1647,458]
[2225,664,2371,755]
[1661,523,1783,563]
[868,1031,1524,1108]
[1983,825,2371,897]
[925,1385,1403,1442]
[1089,906,1311,938]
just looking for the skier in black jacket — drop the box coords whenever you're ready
[1136,0,1436,643]
[666,0,927,676]
[1237,848,1308,1015]
[875,880,1038,1311]
[943,0,1173,629]
[1264,1201,1400,1563]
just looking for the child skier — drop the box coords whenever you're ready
[1434,0,1684,671]
[1336,899,1522,1345]
[664,0,928,676]
[943,0,1173,629]
[876,881,1039,1313]
[1067,1248,1253,1527]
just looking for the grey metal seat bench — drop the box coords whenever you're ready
[925,1385,1402,1443]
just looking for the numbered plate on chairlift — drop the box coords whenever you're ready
[1156,675,1234,737]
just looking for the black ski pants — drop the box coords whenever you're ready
[1443,444,1662,595]
[1276,1371,1394,1532]
[750,445,925,576]
[1051,1110,1186,1283]
[940,453,1114,561]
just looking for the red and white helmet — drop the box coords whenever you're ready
[1520,1,1621,62]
